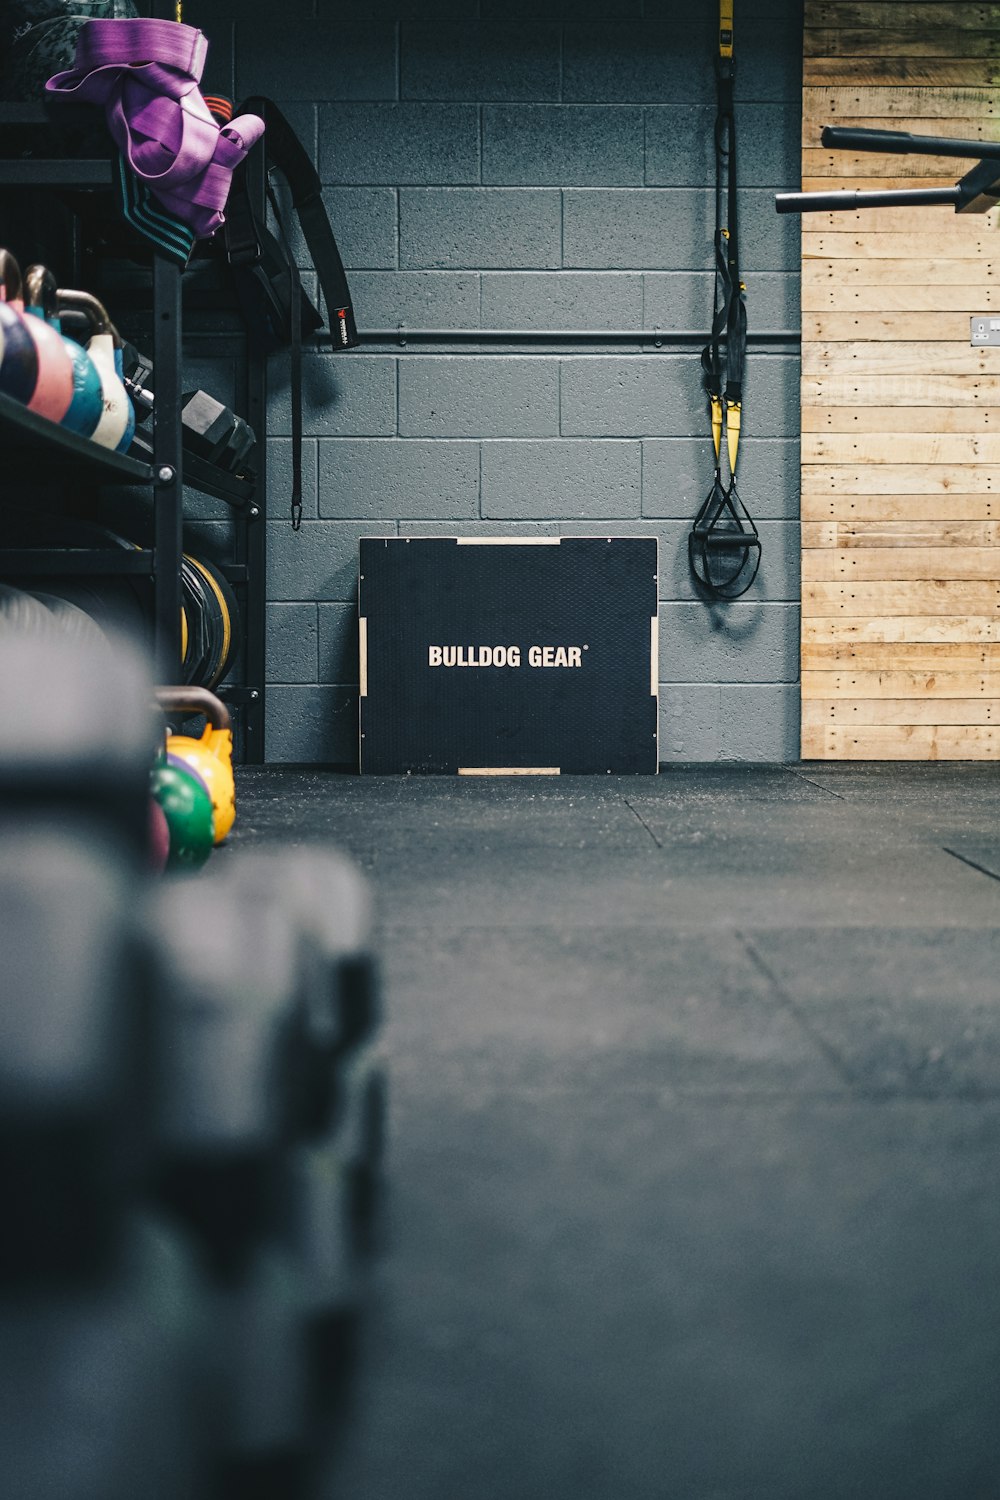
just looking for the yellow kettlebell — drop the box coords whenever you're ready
[156,685,235,846]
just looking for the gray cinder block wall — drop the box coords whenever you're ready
[205,0,803,764]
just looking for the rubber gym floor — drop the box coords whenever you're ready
[230,762,1000,1500]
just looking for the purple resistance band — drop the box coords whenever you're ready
[46,18,264,240]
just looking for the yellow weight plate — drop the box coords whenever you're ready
[186,554,231,688]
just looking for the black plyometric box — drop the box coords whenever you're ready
[359,537,659,775]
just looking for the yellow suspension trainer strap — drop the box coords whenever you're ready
[690,0,760,601]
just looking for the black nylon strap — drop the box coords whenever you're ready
[721,90,746,404]
[239,95,358,347]
[702,56,745,414]
[266,180,304,529]
[222,159,260,266]
[691,0,760,602]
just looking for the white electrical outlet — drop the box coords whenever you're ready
[971,316,1000,345]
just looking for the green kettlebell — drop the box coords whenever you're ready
[151,759,215,873]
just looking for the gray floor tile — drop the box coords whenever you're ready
[746,927,1000,1097]
[319,1092,1000,1500]
[382,926,845,1096]
[226,765,1000,1500]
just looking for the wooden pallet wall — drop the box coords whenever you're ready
[800,0,1000,759]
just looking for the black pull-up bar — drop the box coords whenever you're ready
[820,125,1000,161]
[775,124,1000,216]
[776,186,962,213]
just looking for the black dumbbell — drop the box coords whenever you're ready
[0,633,158,866]
[286,1040,387,1341]
[149,878,313,1264]
[219,850,386,1342]
[0,1211,212,1500]
[203,1241,312,1495]
[221,847,380,1079]
[0,822,154,1286]
[149,878,317,1479]
[120,343,257,478]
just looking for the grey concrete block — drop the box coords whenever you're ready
[644,0,800,17]
[197,0,311,19]
[267,353,396,437]
[640,272,715,332]
[555,519,663,540]
[482,106,643,187]
[318,601,359,684]
[267,519,396,602]
[642,107,716,189]
[643,438,801,522]
[181,487,233,524]
[646,104,800,189]
[399,358,559,437]
[563,189,709,270]
[265,685,359,764]
[641,437,719,522]
[481,272,642,330]
[401,25,560,102]
[399,520,560,537]
[182,355,237,414]
[323,188,397,269]
[719,682,800,760]
[749,436,805,523]
[481,440,641,519]
[640,1,803,101]
[202,22,234,100]
[659,683,721,762]
[659,602,800,683]
[335,0,474,14]
[561,356,706,438]
[643,271,800,333]
[739,189,801,273]
[317,440,480,519]
[350,271,480,329]
[733,25,803,105]
[206,0,308,18]
[654,519,799,604]
[564,188,797,272]
[741,358,801,439]
[266,603,319,683]
[621,356,800,443]
[319,104,479,185]
[483,0,641,14]
[331,0,473,14]
[563,19,712,104]
[744,273,801,330]
[400,189,562,270]
[737,104,802,189]
[267,437,319,523]
[236,22,397,102]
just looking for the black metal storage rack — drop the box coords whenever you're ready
[0,105,267,761]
